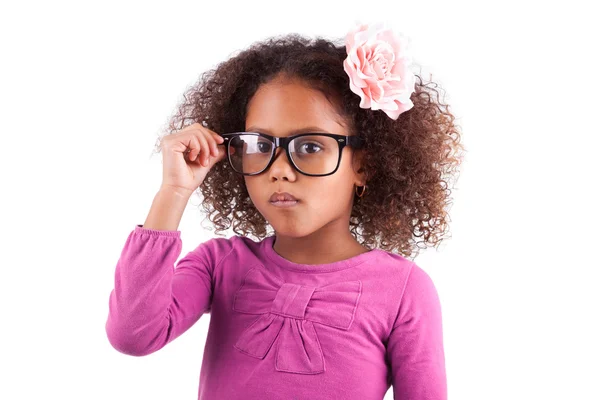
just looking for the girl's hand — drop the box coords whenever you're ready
[158,123,229,195]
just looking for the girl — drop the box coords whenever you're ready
[106,21,464,400]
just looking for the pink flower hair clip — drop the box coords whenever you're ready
[343,21,417,120]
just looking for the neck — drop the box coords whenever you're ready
[272,220,369,265]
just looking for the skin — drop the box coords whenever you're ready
[243,75,371,264]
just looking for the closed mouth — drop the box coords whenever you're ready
[269,192,299,202]
[269,199,300,207]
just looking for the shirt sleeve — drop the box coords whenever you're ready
[386,263,447,400]
[105,225,217,356]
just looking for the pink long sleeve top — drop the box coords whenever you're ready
[105,225,447,399]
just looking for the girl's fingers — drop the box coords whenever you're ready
[204,133,216,157]
[201,129,222,156]
[188,135,201,162]
[209,135,221,156]
[204,129,223,158]
[213,132,225,146]
[196,131,210,166]
[178,124,225,164]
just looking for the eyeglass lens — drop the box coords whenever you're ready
[229,134,339,175]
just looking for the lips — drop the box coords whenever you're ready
[269,192,298,202]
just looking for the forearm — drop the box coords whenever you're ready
[143,186,192,231]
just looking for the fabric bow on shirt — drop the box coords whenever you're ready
[232,267,362,374]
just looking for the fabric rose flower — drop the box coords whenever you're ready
[343,22,416,120]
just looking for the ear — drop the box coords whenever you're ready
[351,148,368,186]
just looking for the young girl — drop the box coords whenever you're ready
[106,21,464,400]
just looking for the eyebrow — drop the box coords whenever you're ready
[245,126,332,135]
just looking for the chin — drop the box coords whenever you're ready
[268,221,312,238]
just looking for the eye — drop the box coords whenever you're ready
[256,141,272,153]
[297,142,323,154]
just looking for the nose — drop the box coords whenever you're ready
[268,147,297,182]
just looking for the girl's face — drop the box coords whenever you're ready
[243,77,366,238]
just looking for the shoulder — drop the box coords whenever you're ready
[375,251,440,306]
[365,249,416,290]
[188,234,264,266]
[374,249,414,271]
[373,250,436,290]
[393,261,442,328]
[368,250,441,324]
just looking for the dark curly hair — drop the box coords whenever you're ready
[152,33,465,259]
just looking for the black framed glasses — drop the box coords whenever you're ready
[219,131,365,177]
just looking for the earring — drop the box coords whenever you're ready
[355,185,366,198]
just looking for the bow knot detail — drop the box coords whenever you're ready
[232,267,362,374]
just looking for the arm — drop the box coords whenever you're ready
[142,185,192,231]
[386,263,447,399]
[105,186,213,356]
[104,225,216,356]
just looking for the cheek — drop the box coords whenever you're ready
[244,178,261,204]
[309,175,355,210]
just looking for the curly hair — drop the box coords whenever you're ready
[152,33,465,259]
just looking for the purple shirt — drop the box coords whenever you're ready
[106,225,447,399]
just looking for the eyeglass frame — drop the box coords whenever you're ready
[218,131,366,177]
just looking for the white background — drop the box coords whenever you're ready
[1,0,598,399]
